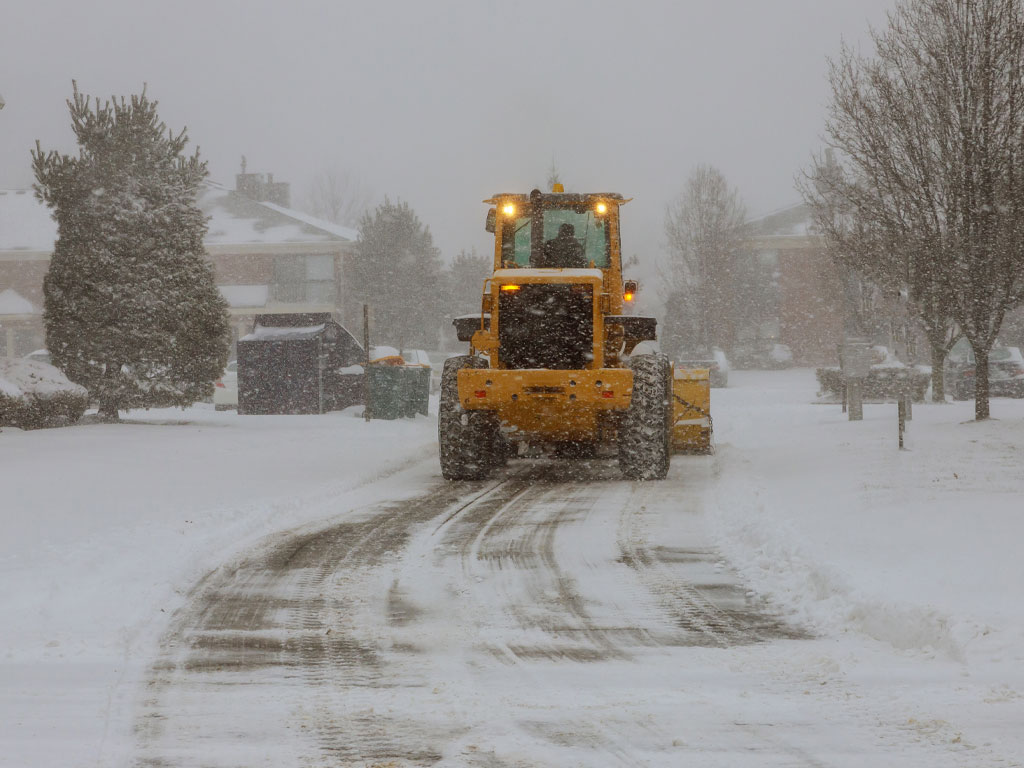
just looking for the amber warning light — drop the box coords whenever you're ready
[623,292,635,302]
[501,284,521,292]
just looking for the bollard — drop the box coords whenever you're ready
[363,304,371,422]
[898,397,906,449]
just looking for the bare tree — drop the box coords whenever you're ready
[803,154,962,400]
[802,0,1024,419]
[664,165,747,354]
[304,165,375,227]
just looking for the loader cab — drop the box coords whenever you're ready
[486,190,625,274]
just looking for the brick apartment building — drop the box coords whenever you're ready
[0,173,356,359]
[740,202,844,366]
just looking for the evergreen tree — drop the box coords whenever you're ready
[346,198,442,350]
[33,83,230,419]
[445,248,491,317]
[440,248,491,350]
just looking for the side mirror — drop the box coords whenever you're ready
[485,208,496,233]
[623,279,638,303]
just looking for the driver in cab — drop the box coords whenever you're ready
[536,223,586,269]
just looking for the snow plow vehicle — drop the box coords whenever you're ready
[440,185,712,481]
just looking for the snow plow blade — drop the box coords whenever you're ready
[671,366,712,454]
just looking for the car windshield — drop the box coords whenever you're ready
[502,207,610,268]
[990,347,1015,361]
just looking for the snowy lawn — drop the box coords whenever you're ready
[709,369,1024,758]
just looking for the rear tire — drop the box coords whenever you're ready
[618,353,671,480]
[439,356,497,480]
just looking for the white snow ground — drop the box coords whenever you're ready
[1,371,1022,766]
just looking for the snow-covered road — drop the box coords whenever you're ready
[135,460,815,766]
[3,371,1023,766]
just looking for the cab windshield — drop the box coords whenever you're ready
[501,207,610,268]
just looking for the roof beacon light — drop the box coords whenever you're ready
[502,203,516,216]
[501,284,521,292]
[595,202,608,214]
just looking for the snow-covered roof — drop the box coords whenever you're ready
[0,190,56,251]
[745,202,815,239]
[258,201,359,242]
[198,182,356,245]
[0,289,37,315]
[0,182,355,252]
[241,323,326,341]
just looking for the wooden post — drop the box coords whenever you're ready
[363,304,371,422]
[848,379,863,421]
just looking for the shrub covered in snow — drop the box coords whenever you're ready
[0,358,89,429]
[816,349,930,403]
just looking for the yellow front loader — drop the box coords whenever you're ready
[439,185,712,481]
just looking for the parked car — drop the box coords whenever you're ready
[944,338,974,400]
[213,360,238,410]
[731,339,793,369]
[675,348,729,387]
[946,342,1024,399]
[24,349,52,366]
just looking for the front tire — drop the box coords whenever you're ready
[438,356,497,480]
[618,353,672,481]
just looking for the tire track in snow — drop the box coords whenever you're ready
[617,479,807,647]
[439,461,655,663]
[133,477,510,767]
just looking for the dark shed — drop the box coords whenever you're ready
[237,313,365,415]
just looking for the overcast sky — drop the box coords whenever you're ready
[1,0,895,274]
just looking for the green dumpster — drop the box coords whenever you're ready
[366,363,406,420]
[402,364,431,417]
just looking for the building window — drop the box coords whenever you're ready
[304,254,335,303]
[271,255,336,304]
[273,257,306,303]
